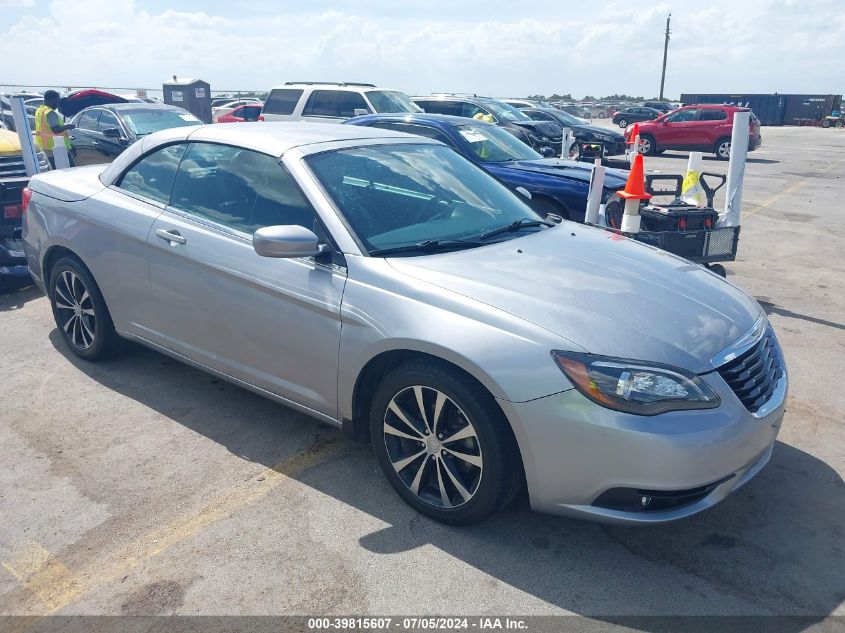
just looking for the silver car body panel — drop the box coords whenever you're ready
[23,122,787,523]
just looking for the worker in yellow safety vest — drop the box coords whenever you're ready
[34,90,75,167]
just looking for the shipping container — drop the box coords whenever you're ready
[679,93,842,125]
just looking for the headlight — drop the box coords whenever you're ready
[551,351,721,415]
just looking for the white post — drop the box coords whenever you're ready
[721,111,750,227]
[629,134,640,166]
[10,96,40,176]
[584,158,605,224]
[620,198,642,232]
[51,141,71,169]
[560,127,575,159]
[681,151,705,206]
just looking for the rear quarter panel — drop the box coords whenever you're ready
[24,176,163,333]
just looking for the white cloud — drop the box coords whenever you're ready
[0,0,34,7]
[1,0,844,98]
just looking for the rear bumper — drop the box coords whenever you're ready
[749,135,762,151]
[498,370,785,524]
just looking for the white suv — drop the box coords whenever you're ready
[261,82,421,123]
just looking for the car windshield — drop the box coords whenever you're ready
[366,91,422,114]
[121,109,202,136]
[455,124,540,162]
[480,99,532,122]
[549,109,583,125]
[306,143,545,255]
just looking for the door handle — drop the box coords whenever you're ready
[155,228,186,244]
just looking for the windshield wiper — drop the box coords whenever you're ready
[369,239,483,257]
[479,218,554,241]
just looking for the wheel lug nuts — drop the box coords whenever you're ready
[430,454,436,460]
[438,434,443,440]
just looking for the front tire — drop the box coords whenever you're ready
[370,360,521,525]
[639,134,657,156]
[49,256,123,361]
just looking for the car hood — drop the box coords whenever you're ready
[510,120,562,137]
[59,90,129,117]
[571,124,624,141]
[502,158,629,189]
[387,225,761,373]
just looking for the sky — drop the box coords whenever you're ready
[1,0,843,99]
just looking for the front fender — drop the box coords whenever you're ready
[336,256,579,422]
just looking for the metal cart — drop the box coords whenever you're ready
[601,173,740,277]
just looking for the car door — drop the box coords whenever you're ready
[93,142,188,334]
[68,109,101,165]
[695,108,730,148]
[93,110,129,162]
[657,108,699,148]
[145,142,346,417]
[301,90,343,123]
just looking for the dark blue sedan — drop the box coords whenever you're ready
[345,113,628,222]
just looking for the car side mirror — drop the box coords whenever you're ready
[253,225,327,258]
[515,186,533,200]
[539,147,556,158]
[102,127,122,138]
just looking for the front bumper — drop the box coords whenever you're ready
[498,370,785,524]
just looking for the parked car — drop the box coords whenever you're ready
[611,107,662,128]
[261,82,420,123]
[501,99,560,111]
[629,105,762,160]
[217,103,263,123]
[346,113,627,221]
[1,94,38,132]
[67,103,202,165]
[412,94,563,156]
[211,99,263,123]
[0,129,51,290]
[642,101,676,113]
[521,107,627,158]
[23,122,787,525]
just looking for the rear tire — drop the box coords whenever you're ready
[616,118,628,128]
[822,119,831,128]
[49,256,123,361]
[715,138,731,160]
[369,359,521,525]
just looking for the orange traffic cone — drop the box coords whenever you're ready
[616,153,650,233]
[617,153,651,200]
[625,123,640,145]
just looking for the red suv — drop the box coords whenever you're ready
[626,105,762,160]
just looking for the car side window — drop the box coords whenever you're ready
[418,100,460,116]
[98,110,120,132]
[461,102,489,119]
[303,90,340,117]
[116,143,187,205]
[262,89,302,115]
[169,143,318,234]
[77,110,100,130]
[698,109,728,121]
[529,111,554,122]
[369,122,452,145]
[666,109,698,122]
[339,92,369,117]
[242,106,262,121]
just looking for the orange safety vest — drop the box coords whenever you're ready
[34,105,71,152]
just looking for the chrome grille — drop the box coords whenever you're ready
[717,327,784,414]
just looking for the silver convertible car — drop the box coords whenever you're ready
[22,123,787,525]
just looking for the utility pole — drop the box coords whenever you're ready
[659,13,671,100]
